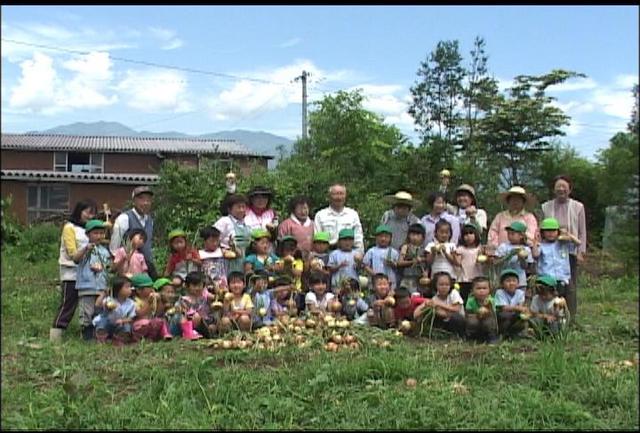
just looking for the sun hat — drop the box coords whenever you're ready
[455,184,476,199]
[500,186,534,206]
[247,185,274,198]
[383,191,419,207]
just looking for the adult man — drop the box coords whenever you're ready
[379,191,421,251]
[110,186,158,279]
[314,184,364,253]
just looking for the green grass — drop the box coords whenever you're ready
[2,243,638,430]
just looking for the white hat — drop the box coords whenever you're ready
[383,191,420,207]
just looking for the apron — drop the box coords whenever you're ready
[228,218,252,274]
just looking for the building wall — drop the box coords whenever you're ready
[104,153,160,174]
[1,181,27,223]
[1,150,54,170]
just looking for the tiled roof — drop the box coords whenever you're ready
[0,133,272,158]
[1,169,158,185]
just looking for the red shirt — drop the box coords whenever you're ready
[394,296,427,321]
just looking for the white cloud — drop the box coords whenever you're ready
[592,87,635,119]
[9,52,60,114]
[547,77,597,93]
[614,74,638,89]
[149,26,183,50]
[117,69,192,113]
[279,37,302,48]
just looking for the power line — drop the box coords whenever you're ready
[1,37,290,87]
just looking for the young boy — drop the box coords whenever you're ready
[74,219,112,340]
[494,269,529,338]
[493,221,534,291]
[465,276,499,344]
[306,231,332,290]
[327,229,359,291]
[131,273,173,342]
[363,225,400,290]
[250,269,272,327]
[359,274,395,328]
[337,278,369,321]
[199,226,229,292]
[530,274,566,336]
[393,286,428,327]
[397,223,427,295]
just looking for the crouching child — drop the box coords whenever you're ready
[530,274,567,337]
[465,276,499,344]
[414,272,465,337]
[93,276,136,346]
[495,269,530,338]
[131,273,173,342]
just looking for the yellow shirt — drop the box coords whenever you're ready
[231,294,254,311]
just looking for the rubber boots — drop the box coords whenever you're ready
[180,320,202,340]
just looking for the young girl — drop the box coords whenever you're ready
[337,277,368,321]
[221,271,254,332]
[454,222,485,303]
[425,219,457,285]
[493,221,534,291]
[250,270,272,327]
[164,229,202,279]
[198,226,228,292]
[244,229,280,275]
[397,223,427,295]
[327,229,359,292]
[361,274,395,328]
[530,275,566,336]
[112,228,148,278]
[363,225,400,290]
[305,272,335,315]
[269,278,295,319]
[414,272,465,337]
[276,236,305,300]
[171,271,215,340]
[93,276,136,345]
[131,273,173,342]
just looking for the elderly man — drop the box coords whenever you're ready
[109,186,158,279]
[314,184,364,253]
[380,191,421,251]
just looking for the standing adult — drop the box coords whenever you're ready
[278,195,314,255]
[109,186,158,279]
[244,186,278,233]
[380,191,421,251]
[214,193,252,274]
[50,199,97,342]
[451,184,488,237]
[541,175,587,319]
[488,186,539,249]
[314,184,364,254]
[420,192,460,245]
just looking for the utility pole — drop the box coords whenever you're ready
[294,70,310,139]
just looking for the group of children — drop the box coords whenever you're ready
[71,201,577,345]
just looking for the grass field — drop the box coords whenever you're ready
[1,242,638,430]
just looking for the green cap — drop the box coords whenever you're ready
[251,228,271,240]
[506,221,527,233]
[540,217,560,231]
[168,229,186,241]
[281,235,297,243]
[153,277,173,291]
[500,268,520,281]
[85,219,106,233]
[338,228,355,239]
[313,231,330,243]
[536,274,557,288]
[463,221,481,233]
[130,273,154,288]
[375,224,392,235]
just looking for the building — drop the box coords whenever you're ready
[1,133,272,224]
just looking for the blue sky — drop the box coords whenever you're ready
[1,5,638,160]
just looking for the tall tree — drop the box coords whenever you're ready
[628,83,639,135]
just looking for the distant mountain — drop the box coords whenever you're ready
[29,121,295,164]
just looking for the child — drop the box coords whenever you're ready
[361,274,395,328]
[74,219,112,341]
[172,271,215,339]
[363,225,400,290]
[392,287,428,328]
[221,271,254,332]
[397,223,427,295]
[305,271,335,315]
[269,277,296,318]
[530,274,566,336]
[455,222,485,303]
[327,228,359,292]
[250,270,272,327]
[337,277,369,321]
[306,231,332,289]
[131,273,173,342]
[153,277,177,316]
[164,229,201,279]
[425,219,457,283]
[276,236,305,293]
[414,272,465,337]
[198,226,228,292]
[171,275,184,294]
[494,269,529,338]
[93,276,136,345]
[465,276,499,344]
[244,229,280,275]
[532,218,580,299]
[112,228,148,277]
[493,221,534,291]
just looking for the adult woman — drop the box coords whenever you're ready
[420,192,460,245]
[50,199,97,342]
[244,185,278,234]
[278,195,314,255]
[541,175,587,319]
[451,184,488,237]
[214,194,251,274]
[488,186,538,249]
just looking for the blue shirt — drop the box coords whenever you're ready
[363,246,400,288]
[420,212,460,246]
[76,244,111,293]
[244,253,280,272]
[92,297,136,327]
[495,289,526,308]
[328,249,359,289]
[537,241,574,284]
[495,243,533,288]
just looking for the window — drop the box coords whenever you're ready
[53,152,104,173]
[27,184,69,223]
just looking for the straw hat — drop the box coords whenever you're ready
[499,186,535,206]
[383,191,420,207]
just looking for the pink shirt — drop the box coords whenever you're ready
[113,247,148,276]
[488,210,538,248]
[455,246,484,283]
[244,208,277,231]
[278,215,314,253]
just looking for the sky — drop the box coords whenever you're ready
[1,5,638,160]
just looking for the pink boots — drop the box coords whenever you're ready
[180,320,202,340]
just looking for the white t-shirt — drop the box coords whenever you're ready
[433,290,465,318]
[305,291,335,312]
[425,241,457,278]
[530,295,555,315]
